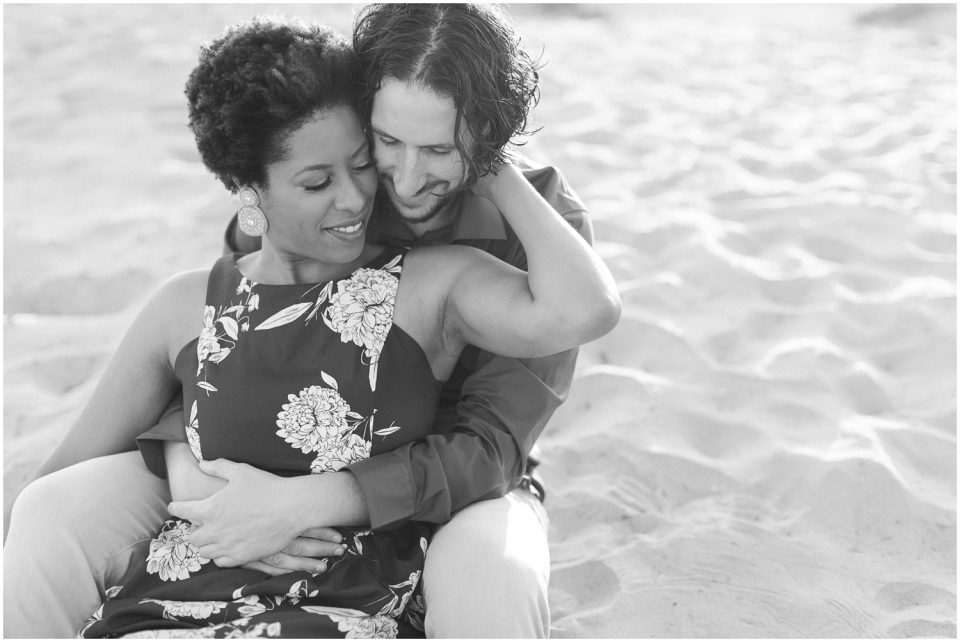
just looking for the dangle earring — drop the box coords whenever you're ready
[236,187,268,237]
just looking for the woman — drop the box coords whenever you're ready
[25,17,617,638]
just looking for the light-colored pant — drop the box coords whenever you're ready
[4,451,550,638]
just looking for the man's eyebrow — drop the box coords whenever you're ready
[370,126,454,149]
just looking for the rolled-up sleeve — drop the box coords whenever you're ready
[348,347,577,529]
[346,161,590,530]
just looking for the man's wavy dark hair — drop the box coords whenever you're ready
[185,17,360,191]
[353,3,542,184]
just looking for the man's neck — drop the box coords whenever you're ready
[397,194,463,239]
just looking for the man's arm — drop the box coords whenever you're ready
[179,345,577,546]
[348,346,577,528]
[200,162,589,547]
[349,162,592,527]
[171,460,366,567]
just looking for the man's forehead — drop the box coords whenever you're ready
[370,78,459,145]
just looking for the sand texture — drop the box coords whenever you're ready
[3,4,956,638]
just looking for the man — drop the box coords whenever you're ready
[4,4,591,638]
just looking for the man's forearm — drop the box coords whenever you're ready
[346,347,576,529]
[283,471,370,533]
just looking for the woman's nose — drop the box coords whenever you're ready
[337,174,367,213]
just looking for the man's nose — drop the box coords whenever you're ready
[392,149,425,200]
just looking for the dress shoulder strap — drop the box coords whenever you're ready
[204,253,244,306]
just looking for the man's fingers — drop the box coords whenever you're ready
[285,536,345,559]
[195,543,221,562]
[187,524,214,548]
[198,458,238,480]
[242,560,287,577]
[300,527,343,543]
[245,554,329,575]
[213,556,239,568]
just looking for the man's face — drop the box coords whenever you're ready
[369,77,475,227]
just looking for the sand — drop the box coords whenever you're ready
[3,3,956,638]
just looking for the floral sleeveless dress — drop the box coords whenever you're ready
[81,248,441,639]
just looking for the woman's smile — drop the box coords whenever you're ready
[322,216,367,241]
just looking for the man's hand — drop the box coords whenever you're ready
[242,528,346,576]
[169,459,309,568]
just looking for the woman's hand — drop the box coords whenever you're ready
[169,458,368,570]
[416,157,620,361]
[169,459,306,567]
[468,161,521,203]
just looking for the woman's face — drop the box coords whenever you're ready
[255,105,378,266]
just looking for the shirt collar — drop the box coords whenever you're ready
[369,190,508,244]
[446,192,508,241]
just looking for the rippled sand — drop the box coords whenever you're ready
[4,4,956,638]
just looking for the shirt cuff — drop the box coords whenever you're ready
[346,451,416,530]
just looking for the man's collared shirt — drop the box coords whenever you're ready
[347,157,593,528]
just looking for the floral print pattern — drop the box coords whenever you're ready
[82,251,429,638]
[140,599,227,621]
[276,383,352,453]
[322,259,402,391]
[274,374,383,473]
[380,570,422,617]
[301,607,399,639]
[185,400,202,461]
[196,277,259,391]
[232,594,275,618]
[251,254,403,391]
[286,579,320,604]
[309,433,371,473]
[122,619,281,638]
[145,519,209,582]
[78,586,121,637]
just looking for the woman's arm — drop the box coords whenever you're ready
[28,275,203,483]
[164,441,226,501]
[424,163,621,359]
[22,271,206,496]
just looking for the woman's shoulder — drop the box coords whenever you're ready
[154,268,209,304]
[116,268,211,369]
[142,268,210,332]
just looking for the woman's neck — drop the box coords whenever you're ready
[238,244,383,285]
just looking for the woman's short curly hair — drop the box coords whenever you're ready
[353,3,541,184]
[186,17,360,192]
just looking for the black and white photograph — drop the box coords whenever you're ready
[3,3,956,638]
